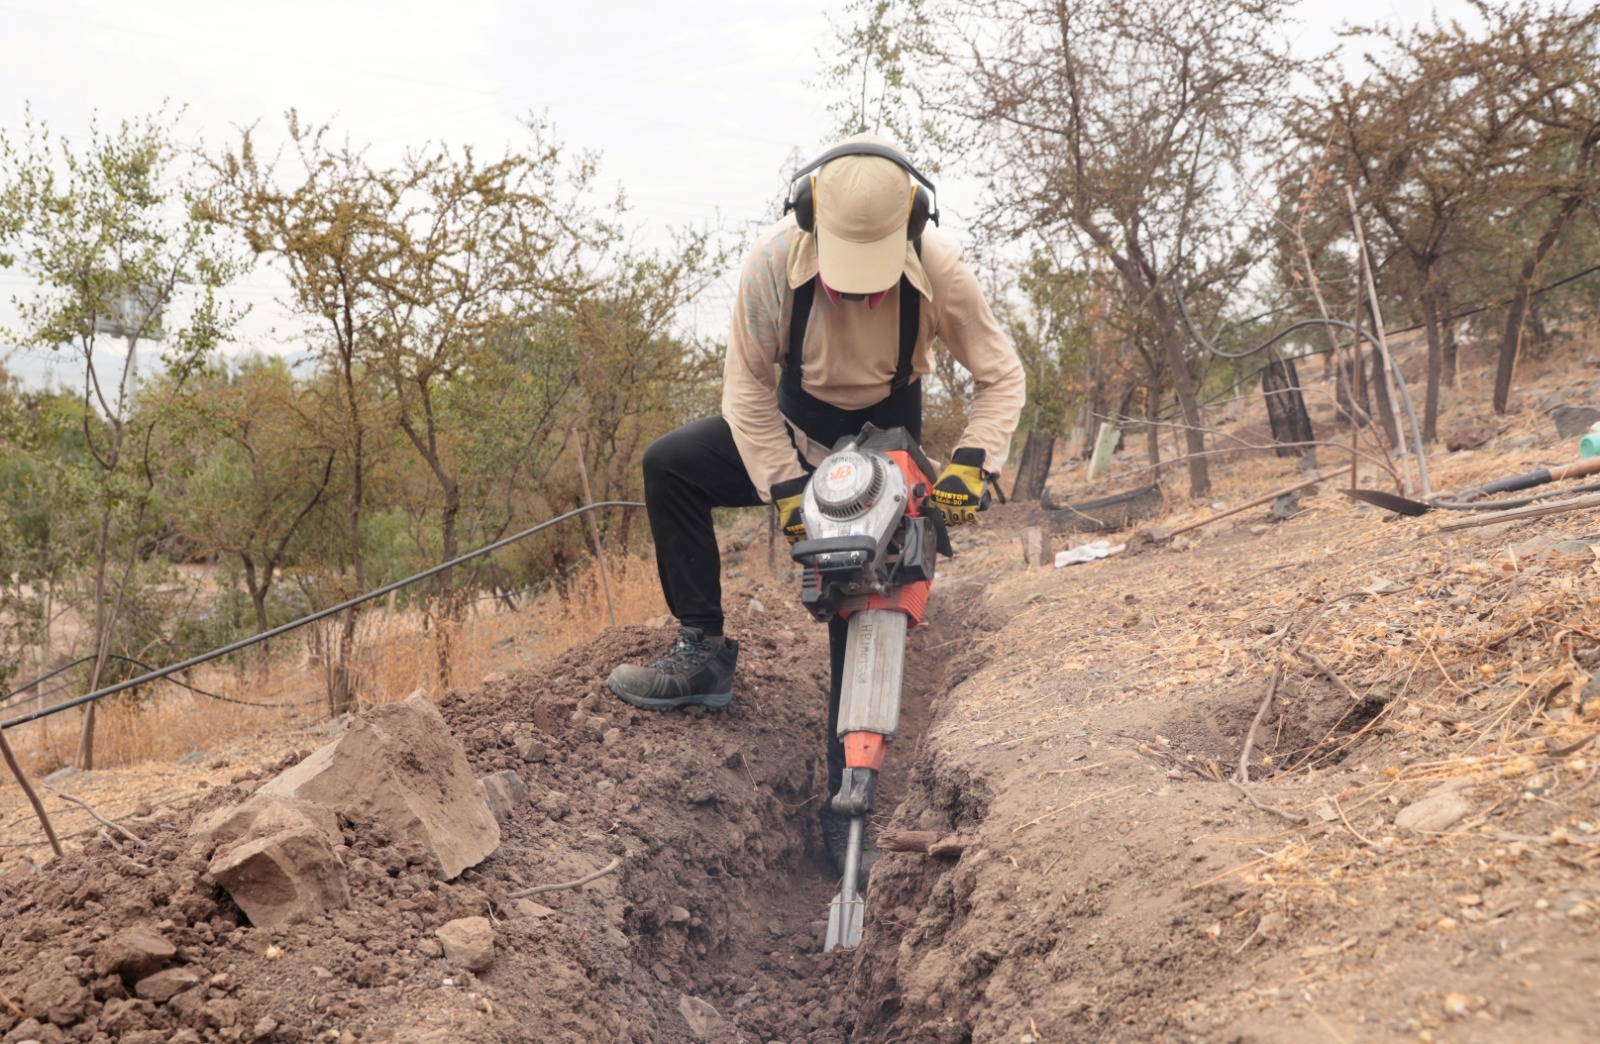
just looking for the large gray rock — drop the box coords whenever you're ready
[259,689,500,879]
[209,823,351,927]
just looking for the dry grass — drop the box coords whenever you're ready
[0,552,669,786]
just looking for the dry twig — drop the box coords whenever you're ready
[508,856,623,898]
[0,727,63,858]
[45,785,144,847]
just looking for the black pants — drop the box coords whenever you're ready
[641,386,921,795]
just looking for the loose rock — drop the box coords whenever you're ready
[133,966,203,1003]
[259,689,500,879]
[435,916,496,972]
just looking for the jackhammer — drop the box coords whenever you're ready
[790,424,952,952]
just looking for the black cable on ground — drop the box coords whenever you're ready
[0,500,645,732]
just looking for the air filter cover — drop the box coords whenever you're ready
[811,450,884,520]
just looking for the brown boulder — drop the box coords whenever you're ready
[258,689,499,879]
[210,823,351,927]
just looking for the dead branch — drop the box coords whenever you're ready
[0,984,23,1019]
[1332,795,1377,847]
[1436,492,1600,531]
[45,785,144,847]
[508,855,623,898]
[0,728,63,858]
[1168,473,1333,538]
[1295,647,1363,702]
[1227,779,1309,825]
[1238,664,1283,783]
[1546,730,1600,759]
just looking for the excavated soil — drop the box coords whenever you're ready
[0,569,973,1044]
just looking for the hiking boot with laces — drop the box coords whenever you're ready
[821,806,881,889]
[607,626,738,710]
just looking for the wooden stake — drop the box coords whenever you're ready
[0,727,64,858]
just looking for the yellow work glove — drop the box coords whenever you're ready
[929,448,988,526]
[772,475,810,545]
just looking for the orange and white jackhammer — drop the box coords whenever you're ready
[789,424,952,952]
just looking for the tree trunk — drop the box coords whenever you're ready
[1262,356,1315,457]
[1439,287,1458,389]
[1420,288,1444,444]
[1010,426,1056,502]
[1151,297,1209,498]
[1495,195,1582,414]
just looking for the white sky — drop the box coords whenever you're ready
[1,0,1480,387]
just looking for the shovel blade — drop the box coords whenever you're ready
[824,889,865,952]
[1340,488,1430,516]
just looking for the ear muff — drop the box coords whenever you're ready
[907,183,931,241]
[784,143,938,239]
[791,171,818,233]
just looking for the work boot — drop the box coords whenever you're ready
[607,626,738,710]
[821,806,881,889]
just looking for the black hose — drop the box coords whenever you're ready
[1,500,645,731]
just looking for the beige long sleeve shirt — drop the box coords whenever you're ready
[722,216,1026,502]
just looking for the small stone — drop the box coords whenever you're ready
[1395,790,1475,833]
[134,966,203,1002]
[512,899,555,919]
[515,736,549,763]
[666,905,691,924]
[313,966,334,979]
[20,974,89,1025]
[252,1017,279,1040]
[479,770,528,826]
[435,916,496,973]
[678,994,727,1041]
[94,927,178,979]
[602,728,622,747]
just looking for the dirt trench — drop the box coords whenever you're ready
[0,567,987,1044]
[436,574,989,1044]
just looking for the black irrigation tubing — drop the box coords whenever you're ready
[1156,260,1600,419]
[0,500,645,732]
[1173,276,1433,495]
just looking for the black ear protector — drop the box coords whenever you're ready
[783,142,939,240]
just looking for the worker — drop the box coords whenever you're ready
[608,133,1025,879]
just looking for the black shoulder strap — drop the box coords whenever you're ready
[785,237,922,388]
[786,277,815,379]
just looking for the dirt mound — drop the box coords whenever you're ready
[0,576,969,1043]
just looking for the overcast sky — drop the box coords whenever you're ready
[2,0,1478,386]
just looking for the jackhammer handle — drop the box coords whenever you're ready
[1466,455,1600,499]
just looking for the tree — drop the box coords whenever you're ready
[163,358,335,640]
[873,0,1301,498]
[996,247,1104,499]
[0,107,242,767]
[1474,2,1600,413]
